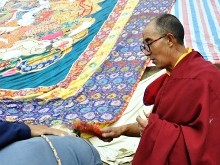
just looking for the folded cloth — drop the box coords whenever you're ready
[89,69,166,165]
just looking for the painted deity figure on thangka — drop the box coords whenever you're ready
[0,0,102,77]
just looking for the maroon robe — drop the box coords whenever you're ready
[132,50,220,165]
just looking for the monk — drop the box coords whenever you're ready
[101,14,220,164]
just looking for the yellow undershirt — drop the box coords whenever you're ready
[166,48,192,76]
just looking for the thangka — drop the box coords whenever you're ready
[0,0,175,129]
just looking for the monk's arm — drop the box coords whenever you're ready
[101,122,141,139]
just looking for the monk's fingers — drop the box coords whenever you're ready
[144,112,150,118]
[138,126,144,137]
[136,115,148,127]
[101,127,113,133]
[102,128,116,137]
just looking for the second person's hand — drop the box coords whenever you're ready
[27,124,76,137]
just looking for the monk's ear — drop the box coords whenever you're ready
[166,33,175,46]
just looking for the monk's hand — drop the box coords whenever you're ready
[27,124,76,137]
[136,114,149,136]
[100,126,122,142]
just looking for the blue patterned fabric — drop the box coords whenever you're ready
[0,0,175,128]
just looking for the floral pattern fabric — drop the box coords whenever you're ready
[0,0,175,128]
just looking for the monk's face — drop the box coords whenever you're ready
[142,22,172,69]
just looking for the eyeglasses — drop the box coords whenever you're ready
[140,34,167,56]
